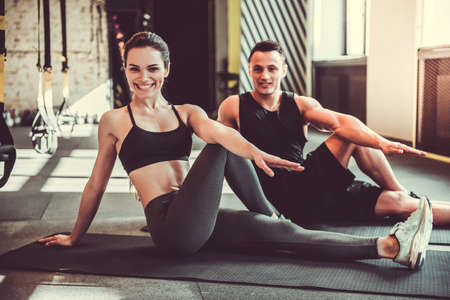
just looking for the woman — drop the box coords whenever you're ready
[39,32,432,269]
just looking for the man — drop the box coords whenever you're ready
[218,40,449,225]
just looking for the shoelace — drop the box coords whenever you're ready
[392,206,422,234]
[392,222,414,235]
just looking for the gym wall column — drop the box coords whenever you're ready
[214,0,228,107]
[366,0,419,141]
[153,0,215,112]
[239,0,310,96]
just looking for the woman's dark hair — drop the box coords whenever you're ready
[123,32,170,68]
[248,40,286,63]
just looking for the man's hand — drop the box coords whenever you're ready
[380,140,427,157]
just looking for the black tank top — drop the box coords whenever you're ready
[118,104,192,174]
[239,91,307,164]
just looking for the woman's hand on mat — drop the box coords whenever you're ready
[251,148,304,177]
[380,140,427,157]
[38,234,74,247]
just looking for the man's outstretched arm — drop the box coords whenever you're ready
[295,95,426,156]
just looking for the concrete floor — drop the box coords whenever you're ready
[0,125,449,300]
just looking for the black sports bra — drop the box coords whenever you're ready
[118,104,193,174]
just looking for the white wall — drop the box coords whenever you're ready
[366,0,418,141]
[312,0,346,59]
[421,0,450,47]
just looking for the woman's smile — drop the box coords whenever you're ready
[133,81,156,91]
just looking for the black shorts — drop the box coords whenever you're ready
[263,142,382,225]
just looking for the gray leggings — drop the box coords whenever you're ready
[145,144,379,259]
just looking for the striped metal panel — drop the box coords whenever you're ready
[239,0,309,95]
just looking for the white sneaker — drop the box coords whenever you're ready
[390,196,433,269]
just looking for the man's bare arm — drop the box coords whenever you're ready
[295,95,426,156]
[218,95,240,129]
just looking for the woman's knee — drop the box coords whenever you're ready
[192,143,228,171]
[203,143,227,154]
[225,150,253,172]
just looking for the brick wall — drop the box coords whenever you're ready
[5,0,110,117]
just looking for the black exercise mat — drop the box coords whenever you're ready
[0,234,449,298]
[305,221,450,245]
[0,192,50,221]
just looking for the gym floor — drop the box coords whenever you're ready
[0,125,449,300]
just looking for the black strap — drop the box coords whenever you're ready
[60,0,68,72]
[0,0,5,57]
[127,104,136,126]
[171,105,184,124]
[36,0,41,70]
[0,144,16,188]
[43,0,51,71]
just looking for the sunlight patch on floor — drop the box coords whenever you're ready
[0,175,30,192]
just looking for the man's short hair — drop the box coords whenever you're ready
[248,40,286,63]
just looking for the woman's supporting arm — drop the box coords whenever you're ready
[38,112,118,246]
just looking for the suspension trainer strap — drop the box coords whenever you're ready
[42,0,58,130]
[60,0,68,72]
[60,0,69,99]
[0,0,10,142]
[35,0,45,119]
[31,0,57,155]
[0,0,5,108]
[36,0,41,70]
[43,0,51,71]
[34,0,50,127]
[0,0,5,59]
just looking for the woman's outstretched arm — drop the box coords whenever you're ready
[184,104,304,177]
[38,111,118,246]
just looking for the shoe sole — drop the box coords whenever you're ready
[409,197,433,269]
[419,197,433,268]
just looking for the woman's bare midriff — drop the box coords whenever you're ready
[128,160,190,208]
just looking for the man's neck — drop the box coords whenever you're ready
[250,90,282,111]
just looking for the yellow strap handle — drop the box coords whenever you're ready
[43,69,58,130]
[43,69,52,101]
[0,16,5,31]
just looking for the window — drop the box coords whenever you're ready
[313,0,367,59]
[346,0,366,55]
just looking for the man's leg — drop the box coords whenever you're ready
[325,134,450,225]
[325,134,405,191]
[375,190,450,225]
[352,146,406,191]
